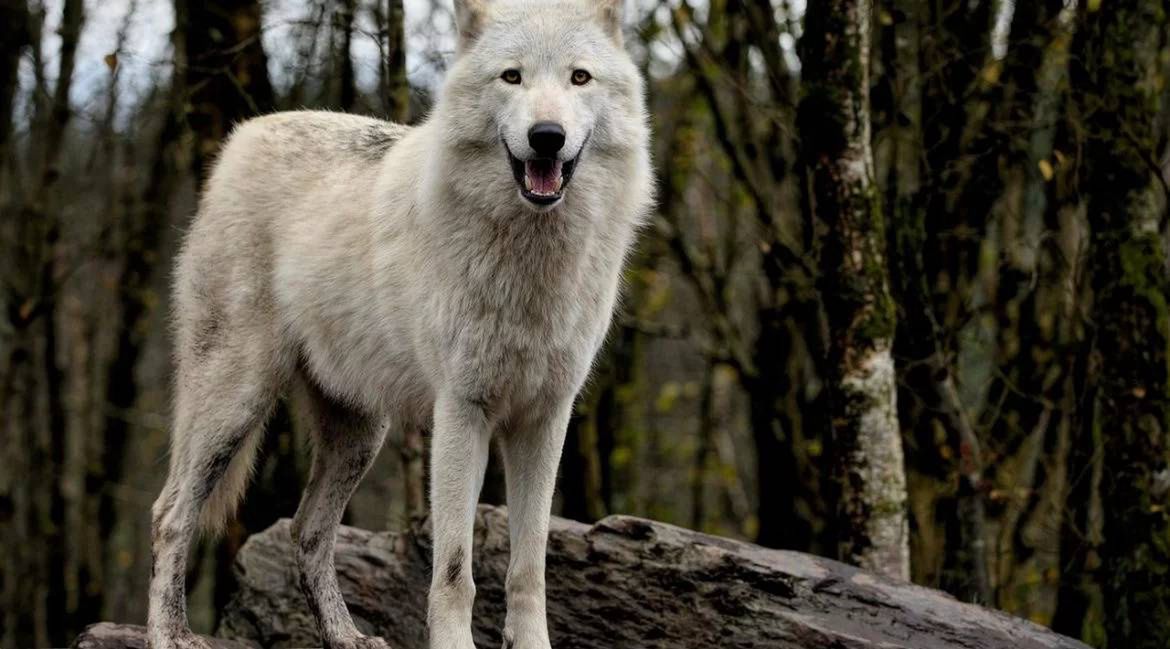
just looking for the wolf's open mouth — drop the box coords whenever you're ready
[503,142,580,206]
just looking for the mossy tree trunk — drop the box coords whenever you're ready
[1069,2,1170,647]
[800,0,909,579]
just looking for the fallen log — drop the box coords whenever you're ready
[211,505,1088,649]
[71,622,248,649]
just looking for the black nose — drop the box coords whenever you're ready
[528,122,566,157]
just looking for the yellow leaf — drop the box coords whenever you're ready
[1038,159,1054,181]
[880,10,894,26]
[807,439,823,458]
[981,61,1002,85]
[104,52,117,71]
[1087,0,1101,11]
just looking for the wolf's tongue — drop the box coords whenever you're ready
[525,159,563,195]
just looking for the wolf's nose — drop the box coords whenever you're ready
[528,122,566,157]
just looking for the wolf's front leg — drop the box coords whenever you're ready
[428,393,493,649]
[498,399,573,649]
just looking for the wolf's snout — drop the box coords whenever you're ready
[528,122,566,157]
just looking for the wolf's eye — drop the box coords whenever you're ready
[501,69,522,84]
[571,69,592,86]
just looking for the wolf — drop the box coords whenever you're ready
[145,0,651,648]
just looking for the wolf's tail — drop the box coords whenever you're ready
[197,425,266,537]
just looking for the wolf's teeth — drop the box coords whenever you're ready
[524,175,533,190]
[554,176,563,192]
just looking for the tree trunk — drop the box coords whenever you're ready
[400,425,427,521]
[334,0,356,111]
[0,0,29,156]
[178,0,275,186]
[800,0,909,579]
[1069,2,1170,647]
[379,0,410,123]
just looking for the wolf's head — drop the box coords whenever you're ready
[435,0,647,212]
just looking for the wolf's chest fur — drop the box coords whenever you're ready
[287,170,620,428]
[429,210,612,416]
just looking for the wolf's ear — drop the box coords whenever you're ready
[596,0,624,45]
[453,0,490,53]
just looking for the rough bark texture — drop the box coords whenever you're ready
[799,0,909,578]
[1069,2,1170,647]
[71,623,249,649]
[116,505,1093,649]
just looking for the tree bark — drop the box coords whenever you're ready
[0,0,29,155]
[1068,2,1170,647]
[400,424,427,521]
[334,0,356,111]
[177,0,275,186]
[378,0,410,123]
[800,0,909,579]
[72,623,248,649]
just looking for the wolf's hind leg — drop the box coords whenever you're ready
[292,377,392,649]
[147,352,282,649]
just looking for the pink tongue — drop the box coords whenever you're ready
[525,159,563,194]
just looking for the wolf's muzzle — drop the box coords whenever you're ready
[502,132,589,207]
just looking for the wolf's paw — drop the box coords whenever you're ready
[500,627,551,649]
[327,634,394,649]
[427,621,476,649]
[148,628,214,649]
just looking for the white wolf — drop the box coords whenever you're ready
[146,0,651,647]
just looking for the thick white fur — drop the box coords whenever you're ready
[146,1,652,648]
